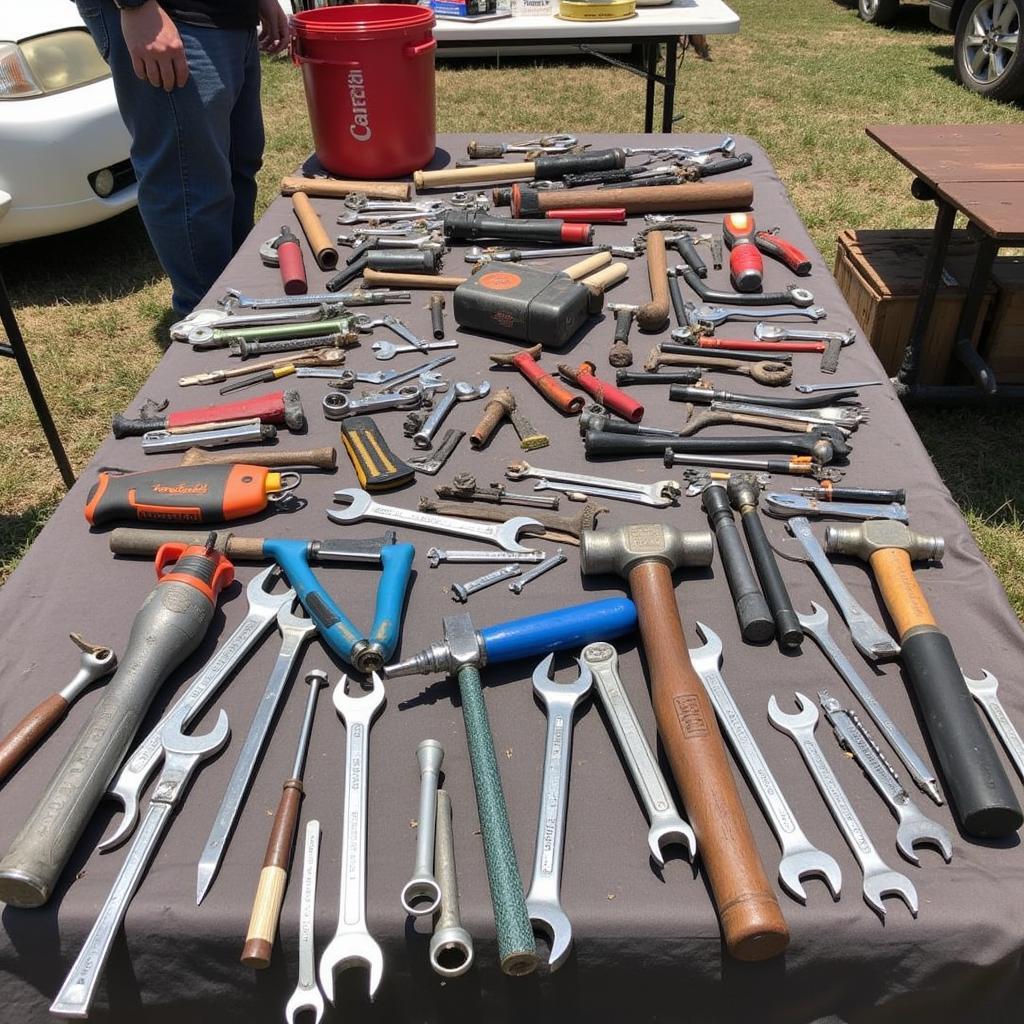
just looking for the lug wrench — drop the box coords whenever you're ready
[285,820,325,1024]
[319,672,386,1003]
[689,626,841,903]
[768,693,918,919]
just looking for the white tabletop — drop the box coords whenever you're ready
[432,0,739,41]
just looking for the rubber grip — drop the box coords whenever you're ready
[729,241,763,293]
[900,629,1022,838]
[365,542,415,664]
[699,153,754,176]
[754,232,812,275]
[166,393,289,431]
[276,237,307,295]
[737,512,802,649]
[675,235,707,278]
[339,416,415,492]
[480,597,638,664]
[0,694,69,785]
[532,148,625,180]
[455,664,537,975]
[443,211,592,245]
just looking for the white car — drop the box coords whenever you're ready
[0,0,136,245]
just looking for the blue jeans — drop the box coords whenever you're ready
[76,1,264,314]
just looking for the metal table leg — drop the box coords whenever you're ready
[951,233,999,394]
[644,43,657,133]
[662,36,678,131]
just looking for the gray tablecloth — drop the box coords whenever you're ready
[1,134,1022,1024]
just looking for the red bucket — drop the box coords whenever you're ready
[291,5,437,179]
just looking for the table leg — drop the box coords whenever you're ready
[951,233,998,395]
[644,43,656,133]
[895,197,955,394]
[662,36,678,132]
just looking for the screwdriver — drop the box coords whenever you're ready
[241,669,327,969]
[791,484,906,504]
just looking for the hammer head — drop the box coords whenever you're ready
[824,520,944,563]
[580,523,713,579]
[489,343,542,367]
[282,390,307,432]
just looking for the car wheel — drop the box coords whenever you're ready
[955,0,1024,99]
[858,0,900,24]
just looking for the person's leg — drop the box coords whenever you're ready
[228,35,264,252]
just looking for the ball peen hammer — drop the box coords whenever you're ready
[825,520,1023,838]
[580,524,790,961]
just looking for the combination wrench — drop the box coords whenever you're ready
[372,338,457,360]
[285,820,324,1024]
[196,603,317,905]
[505,460,681,507]
[820,693,952,865]
[768,693,918,919]
[525,654,592,972]
[328,488,544,553]
[99,567,293,852]
[688,625,841,903]
[409,380,490,449]
[693,304,827,329]
[798,602,941,804]
[319,672,386,1003]
[963,669,1024,783]
[322,383,428,421]
[784,518,899,662]
[580,643,694,866]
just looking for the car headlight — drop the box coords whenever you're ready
[0,30,109,100]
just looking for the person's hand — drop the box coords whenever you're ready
[257,0,291,55]
[120,1,188,91]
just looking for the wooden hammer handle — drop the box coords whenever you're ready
[362,269,467,290]
[582,261,629,294]
[638,231,670,332]
[414,161,535,190]
[0,694,69,784]
[280,176,411,201]
[291,192,338,271]
[562,250,612,280]
[532,180,754,215]
[179,446,337,469]
[628,561,789,961]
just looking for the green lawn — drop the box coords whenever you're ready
[1,0,1022,610]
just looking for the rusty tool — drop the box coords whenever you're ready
[178,446,337,469]
[677,406,829,436]
[644,349,792,387]
[429,294,446,339]
[558,361,644,423]
[638,230,670,332]
[469,387,548,451]
[580,524,789,961]
[606,302,638,367]
[418,498,603,546]
[436,474,560,510]
[178,348,346,387]
[489,343,584,415]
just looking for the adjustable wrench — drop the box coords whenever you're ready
[580,643,694,866]
[784,517,899,662]
[505,461,681,508]
[410,381,490,449]
[820,693,952,865]
[328,488,543,553]
[688,625,841,903]
[963,669,1024,783]
[799,603,940,804]
[319,673,386,1003]
[99,566,294,852]
[525,655,592,972]
[768,693,918,919]
[196,603,317,905]
[285,820,324,1024]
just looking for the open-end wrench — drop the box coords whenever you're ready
[98,567,293,852]
[755,324,857,345]
[218,287,409,310]
[694,304,828,328]
[407,429,465,476]
[820,692,952,865]
[795,380,884,394]
[505,461,680,508]
[580,643,694,866]
[963,669,1024,783]
[798,603,940,804]
[784,518,899,662]
[768,693,918,919]
[328,488,543,553]
[319,672,386,1003]
[285,820,324,1024]
[525,654,592,972]
[688,625,841,903]
[196,603,317,905]
[410,381,490,449]
[50,711,231,1019]
[372,338,457,360]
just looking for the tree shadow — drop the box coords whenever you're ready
[0,501,60,580]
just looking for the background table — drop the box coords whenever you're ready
[1,134,1023,1023]
[434,0,740,131]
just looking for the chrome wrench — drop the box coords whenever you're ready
[372,338,458,360]
[820,692,952,865]
[218,287,409,310]
[580,643,694,866]
[768,693,918,919]
[525,654,592,972]
[99,566,294,852]
[688,625,841,903]
[319,672,386,1003]
[196,602,317,904]
[410,380,490,449]
[322,383,427,421]
[754,324,857,345]
[799,602,941,804]
[328,488,543,553]
[505,461,681,508]
[694,304,828,328]
[285,820,325,1024]
[51,711,230,1018]
[765,493,908,522]
[785,518,899,662]
[963,669,1024,783]
[796,380,885,394]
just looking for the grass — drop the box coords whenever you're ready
[1,0,1023,609]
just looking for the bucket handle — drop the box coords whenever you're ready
[291,36,436,66]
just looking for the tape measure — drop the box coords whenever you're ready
[557,0,636,20]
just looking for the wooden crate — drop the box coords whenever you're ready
[834,229,994,386]
[984,257,1024,384]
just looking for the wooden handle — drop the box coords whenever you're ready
[582,261,628,294]
[562,250,612,280]
[108,528,268,561]
[0,694,69,784]
[280,175,411,201]
[869,547,937,638]
[534,180,754,215]
[291,192,337,271]
[362,269,467,290]
[241,780,303,968]
[628,561,789,961]
[414,161,534,190]
[638,231,670,332]
[179,446,337,469]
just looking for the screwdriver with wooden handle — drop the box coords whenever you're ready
[241,669,327,968]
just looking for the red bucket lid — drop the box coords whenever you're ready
[292,4,434,38]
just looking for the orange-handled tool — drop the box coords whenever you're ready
[723,212,763,293]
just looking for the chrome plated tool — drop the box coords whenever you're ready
[429,789,474,978]
[963,669,1024,783]
[505,461,680,508]
[400,740,443,916]
[285,820,324,1024]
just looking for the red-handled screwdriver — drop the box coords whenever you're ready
[723,212,762,293]
[754,229,812,276]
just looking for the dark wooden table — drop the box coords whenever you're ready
[866,123,1024,403]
